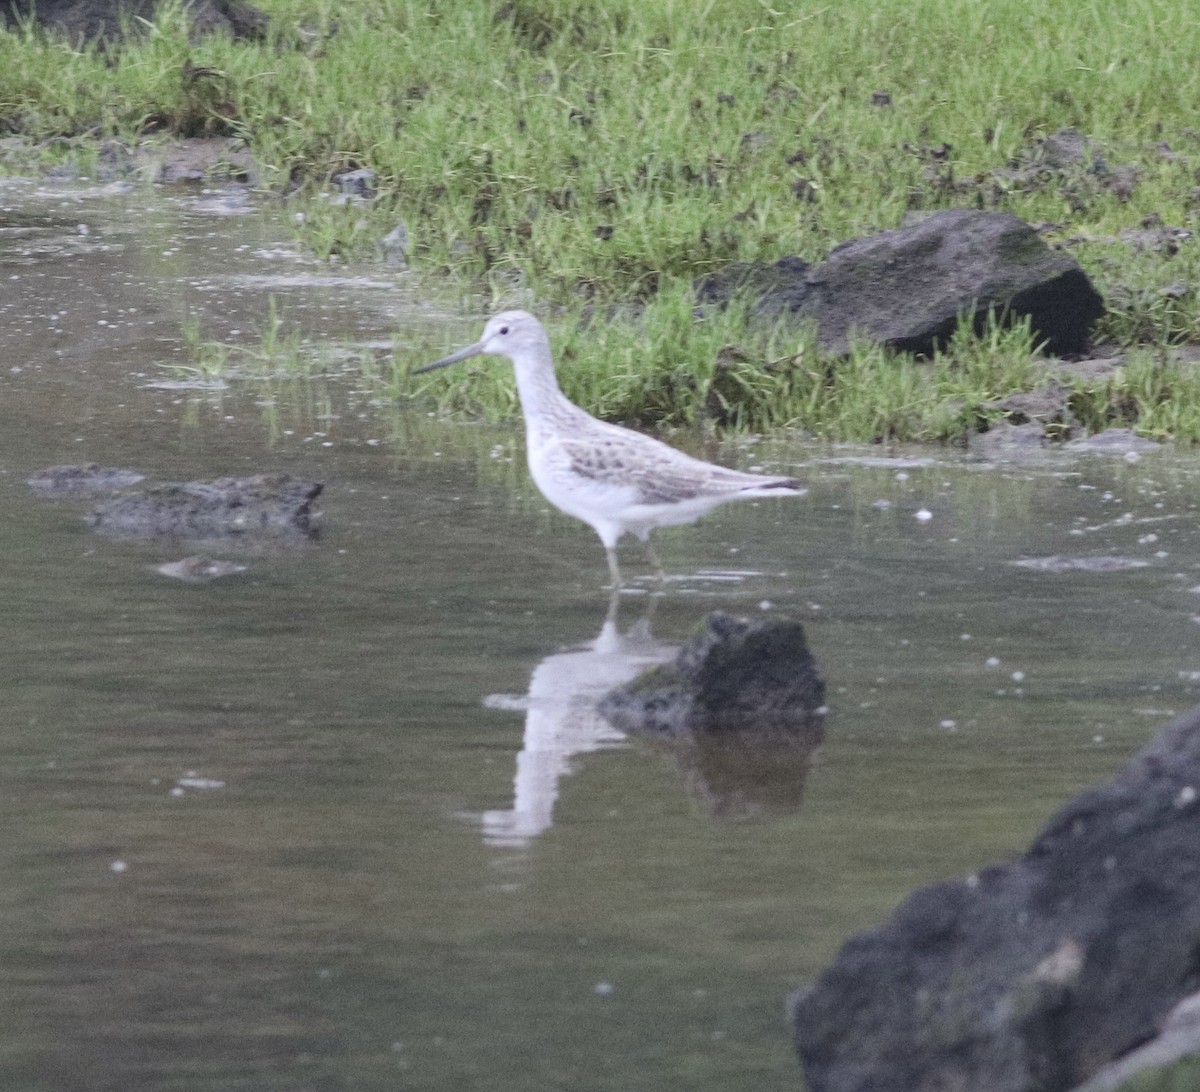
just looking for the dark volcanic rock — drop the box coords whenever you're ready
[2,0,268,41]
[91,473,321,540]
[27,463,145,495]
[696,209,1105,356]
[598,611,825,734]
[792,702,1200,1092]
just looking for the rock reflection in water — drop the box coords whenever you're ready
[478,596,675,848]
[669,724,825,820]
[25,462,145,495]
[600,611,827,821]
[1011,554,1152,573]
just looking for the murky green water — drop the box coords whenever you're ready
[3,179,1200,1091]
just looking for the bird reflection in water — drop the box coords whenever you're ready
[479,595,673,847]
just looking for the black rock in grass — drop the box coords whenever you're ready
[2,0,268,42]
[696,209,1105,356]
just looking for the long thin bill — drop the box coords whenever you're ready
[411,341,485,374]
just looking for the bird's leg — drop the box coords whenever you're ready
[642,537,666,584]
[604,582,621,629]
[605,546,623,591]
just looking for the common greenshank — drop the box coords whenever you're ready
[414,311,806,587]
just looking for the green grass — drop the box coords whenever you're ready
[1112,1057,1200,1092]
[168,297,321,379]
[6,0,1200,438]
[399,296,1051,442]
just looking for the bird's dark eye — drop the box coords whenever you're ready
[498,326,509,335]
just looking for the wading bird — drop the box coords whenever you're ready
[414,311,805,587]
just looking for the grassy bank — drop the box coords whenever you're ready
[4,0,1200,439]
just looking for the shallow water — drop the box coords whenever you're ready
[3,180,1200,1090]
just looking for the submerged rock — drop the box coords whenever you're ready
[27,463,145,496]
[91,473,322,541]
[791,701,1200,1092]
[598,611,825,735]
[695,209,1105,356]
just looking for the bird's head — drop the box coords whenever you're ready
[413,310,548,374]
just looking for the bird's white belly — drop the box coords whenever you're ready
[527,441,744,545]
[529,452,640,529]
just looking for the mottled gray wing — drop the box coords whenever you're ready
[558,428,778,506]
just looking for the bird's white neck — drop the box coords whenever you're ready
[508,343,582,436]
